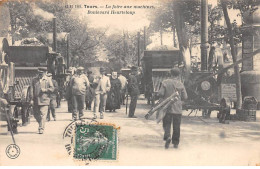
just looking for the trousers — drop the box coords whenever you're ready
[72,95,85,119]
[129,95,138,117]
[47,99,56,119]
[93,94,100,114]
[99,93,107,113]
[162,113,182,145]
[34,105,48,130]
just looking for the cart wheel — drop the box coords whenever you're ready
[0,38,10,94]
[7,105,18,134]
[21,105,32,125]
[27,106,32,124]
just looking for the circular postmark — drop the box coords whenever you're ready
[63,119,118,161]
[6,144,20,159]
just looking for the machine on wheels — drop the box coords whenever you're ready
[143,47,236,119]
[0,38,67,134]
[142,49,180,105]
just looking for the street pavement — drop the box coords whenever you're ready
[0,95,260,166]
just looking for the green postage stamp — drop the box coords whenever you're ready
[63,121,118,161]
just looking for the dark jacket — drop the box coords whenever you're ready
[158,77,187,114]
[128,74,140,96]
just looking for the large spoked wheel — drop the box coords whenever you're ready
[21,86,32,126]
[0,37,10,95]
[7,105,18,134]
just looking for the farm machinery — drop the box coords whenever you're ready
[142,46,238,119]
[0,37,67,134]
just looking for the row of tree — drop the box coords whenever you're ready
[5,0,107,66]
[4,0,259,70]
[147,0,258,109]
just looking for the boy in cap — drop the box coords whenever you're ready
[70,67,89,120]
[30,67,54,134]
[46,73,58,121]
[157,67,187,149]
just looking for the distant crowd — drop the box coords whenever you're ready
[30,66,140,134]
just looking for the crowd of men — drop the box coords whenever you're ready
[29,65,187,149]
[29,66,139,133]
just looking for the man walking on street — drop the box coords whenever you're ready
[157,68,187,149]
[65,68,74,113]
[98,67,111,119]
[46,73,58,121]
[128,66,140,118]
[70,67,89,120]
[118,71,127,105]
[92,75,101,119]
[85,70,94,110]
[30,68,54,134]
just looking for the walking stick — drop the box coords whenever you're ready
[125,90,129,115]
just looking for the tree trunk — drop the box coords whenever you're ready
[173,1,189,48]
[220,0,242,109]
[173,26,177,48]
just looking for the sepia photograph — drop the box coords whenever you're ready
[0,0,260,166]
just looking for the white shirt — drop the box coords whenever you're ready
[118,75,127,89]
[99,75,111,94]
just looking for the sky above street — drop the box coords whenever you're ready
[70,0,159,34]
[69,0,241,35]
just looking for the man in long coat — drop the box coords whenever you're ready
[127,66,140,118]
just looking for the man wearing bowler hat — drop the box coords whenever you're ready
[30,67,54,134]
[127,66,140,118]
[70,67,89,120]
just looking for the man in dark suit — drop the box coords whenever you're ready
[127,66,140,118]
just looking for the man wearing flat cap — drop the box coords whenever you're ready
[127,66,140,118]
[157,67,187,149]
[70,66,89,120]
[97,67,111,119]
[30,67,54,134]
[46,73,58,121]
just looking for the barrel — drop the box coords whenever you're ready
[240,70,260,109]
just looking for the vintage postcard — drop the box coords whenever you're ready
[0,0,260,166]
